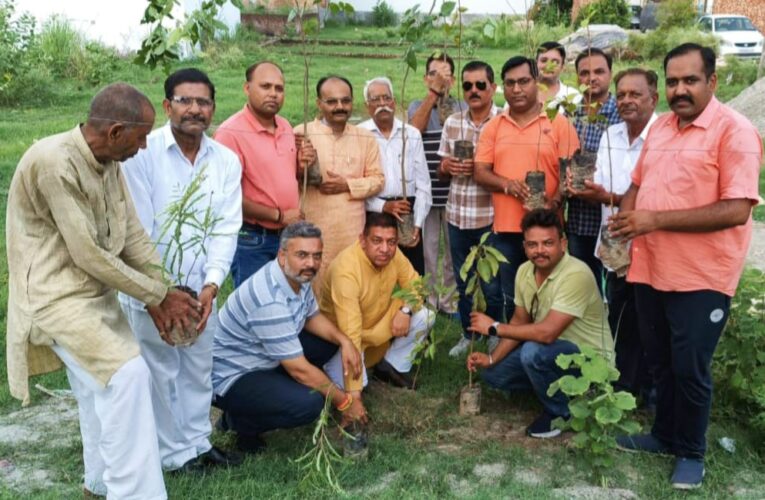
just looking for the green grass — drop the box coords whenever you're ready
[1,26,764,498]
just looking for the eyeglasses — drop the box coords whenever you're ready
[320,97,353,107]
[170,95,214,108]
[462,81,488,92]
[367,95,393,104]
[503,77,534,89]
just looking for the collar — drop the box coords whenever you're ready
[72,124,109,174]
[353,240,387,273]
[612,112,658,143]
[529,252,570,291]
[463,105,501,126]
[368,117,403,137]
[577,94,617,118]
[161,122,211,158]
[672,95,720,131]
[318,118,349,136]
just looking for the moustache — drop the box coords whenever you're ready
[182,115,206,123]
[332,110,348,116]
[374,106,394,115]
[618,106,638,114]
[670,95,694,106]
[469,93,481,100]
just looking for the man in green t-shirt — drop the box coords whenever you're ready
[467,209,613,438]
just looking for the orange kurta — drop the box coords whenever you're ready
[295,119,385,294]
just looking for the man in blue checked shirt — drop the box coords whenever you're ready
[568,48,623,284]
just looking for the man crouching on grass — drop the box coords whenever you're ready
[467,209,614,438]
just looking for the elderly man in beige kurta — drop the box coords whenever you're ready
[6,83,197,500]
[295,76,385,294]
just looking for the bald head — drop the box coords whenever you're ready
[87,83,154,131]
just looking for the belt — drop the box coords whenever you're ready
[241,222,282,236]
[382,196,416,203]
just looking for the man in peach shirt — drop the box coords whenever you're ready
[215,61,315,286]
[610,44,762,490]
[475,56,578,322]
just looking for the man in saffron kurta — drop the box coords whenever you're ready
[320,213,434,395]
[6,84,200,499]
[294,76,384,294]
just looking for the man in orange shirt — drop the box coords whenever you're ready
[215,61,315,287]
[475,56,578,321]
[610,43,762,490]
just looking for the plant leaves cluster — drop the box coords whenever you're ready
[547,346,640,480]
[459,232,508,314]
[714,269,765,436]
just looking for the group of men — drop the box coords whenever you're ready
[5,38,761,497]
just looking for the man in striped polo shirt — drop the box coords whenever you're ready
[211,222,367,453]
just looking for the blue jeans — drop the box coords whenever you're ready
[231,227,281,288]
[448,224,503,339]
[634,285,729,458]
[482,339,580,417]
[215,331,339,438]
[566,233,603,292]
[491,232,527,321]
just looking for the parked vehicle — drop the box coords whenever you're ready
[698,14,764,57]
[639,1,658,32]
[630,4,642,30]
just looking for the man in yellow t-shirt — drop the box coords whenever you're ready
[320,213,435,397]
[467,209,613,439]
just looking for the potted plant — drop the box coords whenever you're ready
[596,129,631,276]
[155,165,222,346]
[458,231,507,415]
[394,2,455,245]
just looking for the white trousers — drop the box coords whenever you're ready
[423,206,457,313]
[120,304,216,470]
[324,308,434,389]
[52,345,166,500]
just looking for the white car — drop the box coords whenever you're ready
[698,14,764,57]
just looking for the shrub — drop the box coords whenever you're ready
[714,269,765,437]
[656,0,696,29]
[371,0,397,28]
[468,15,568,52]
[0,0,50,106]
[628,26,718,60]
[532,0,573,27]
[574,0,630,29]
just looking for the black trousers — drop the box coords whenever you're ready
[634,284,730,458]
[216,331,338,438]
[382,196,424,275]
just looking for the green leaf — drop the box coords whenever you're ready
[440,1,456,16]
[559,376,590,396]
[570,417,586,432]
[404,46,417,72]
[460,247,479,280]
[479,231,491,245]
[555,353,574,370]
[594,406,622,425]
[483,245,509,264]
[477,259,491,283]
[569,399,592,419]
[571,431,589,447]
[612,391,637,411]
[581,356,610,384]
[287,8,297,23]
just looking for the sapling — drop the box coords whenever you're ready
[155,164,223,346]
[458,231,507,415]
[595,127,631,275]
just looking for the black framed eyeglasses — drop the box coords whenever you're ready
[462,81,488,92]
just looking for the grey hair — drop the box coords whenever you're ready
[363,76,394,102]
[279,221,322,250]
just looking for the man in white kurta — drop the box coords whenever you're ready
[359,76,432,275]
[120,69,242,472]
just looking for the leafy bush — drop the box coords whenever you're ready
[0,0,50,106]
[656,0,696,29]
[628,27,718,60]
[531,0,573,27]
[467,15,568,52]
[574,0,630,29]
[371,0,397,28]
[714,269,765,436]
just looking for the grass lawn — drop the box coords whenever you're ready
[0,27,764,498]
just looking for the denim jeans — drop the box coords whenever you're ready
[231,227,281,288]
[215,331,338,438]
[448,224,503,338]
[566,233,603,292]
[634,285,729,459]
[482,339,580,417]
[490,232,527,321]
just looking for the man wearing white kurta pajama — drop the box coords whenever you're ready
[119,69,242,472]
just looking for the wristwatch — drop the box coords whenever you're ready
[488,321,500,337]
[400,306,413,316]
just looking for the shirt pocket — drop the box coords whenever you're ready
[276,133,297,157]
[665,150,718,204]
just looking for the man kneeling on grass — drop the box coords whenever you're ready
[211,222,367,453]
[467,209,614,438]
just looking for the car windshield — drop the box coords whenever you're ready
[715,17,757,32]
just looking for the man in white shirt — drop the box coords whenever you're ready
[120,68,243,473]
[360,76,432,273]
[567,67,658,399]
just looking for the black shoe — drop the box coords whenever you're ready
[236,433,267,455]
[373,359,415,390]
[198,446,243,467]
[525,412,563,439]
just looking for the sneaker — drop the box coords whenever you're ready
[373,359,415,390]
[448,337,472,357]
[526,412,562,439]
[616,434,671,455]
[487,335,500,353]
[671,457,704,490]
